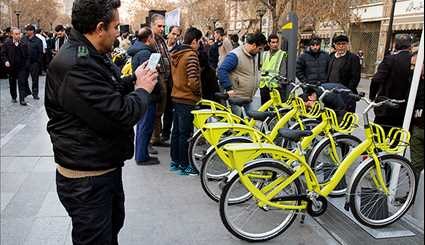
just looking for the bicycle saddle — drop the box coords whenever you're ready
[278,128,313,142]
[214,92,229,101]
[247,111,275,122]
[228,97,252,107]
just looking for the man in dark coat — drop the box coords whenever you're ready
[1,27,29,105]
[45,0,158,243]
[296,36,330,85]
[369,34,413,130]
[22,24,43,100]
[327,35,361,96]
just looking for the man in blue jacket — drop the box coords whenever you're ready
[128,27,162,165]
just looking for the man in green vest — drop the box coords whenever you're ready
[260,34,287,104]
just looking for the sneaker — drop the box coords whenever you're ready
[179,165,199,176]
[169,162,181,171]
[148,144,158,155]
[11,99,17,103]
[136,157,160,166]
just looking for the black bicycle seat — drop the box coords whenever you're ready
[214,92,229,101]
[278,128,313,142]
[247,111,275,122]
[228,97,252,107]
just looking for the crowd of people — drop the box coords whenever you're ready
[0,24,70,105]
[0,0,423,243]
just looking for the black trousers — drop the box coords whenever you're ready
[56,168,125,245]
[161,85,173,139]
[24,62,40,97]
[8,69,26,101]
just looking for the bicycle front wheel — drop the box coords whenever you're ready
[349,154,417,228]
[219,161,302,242]
[188,130,210,172]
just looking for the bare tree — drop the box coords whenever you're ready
[8,0,60,30]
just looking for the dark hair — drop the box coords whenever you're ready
[168,25,180,33]
[138,27,153,42]
[35,29,42,34]
[214,27,225,36]
[25,25,35,31]
[183,27,202,45]
[267,33,279,43]
[72,0,121,34]
[55,25,65,32]
[230,34,239,43]
[333,34,349,43]
[395,34,412,51]
[309,36,321,46]
[150,14,164,25]
[245,32,267,46]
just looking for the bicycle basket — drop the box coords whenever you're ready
[369,123,410,153]
[293,96,321,119]
[324,109,359,134]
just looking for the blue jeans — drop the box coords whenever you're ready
[170,103,195,168]
[135,103,156,161]
[231,102,254,118]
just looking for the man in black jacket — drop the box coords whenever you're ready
[327,35,361,97]
[296,36,330,85]
[369,34,412,130]
[1,27,29,105]
[23,24,43,100]
[45,0,158,243]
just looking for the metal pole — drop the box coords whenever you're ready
[384,0,397,54]
[258,15,263,67]
[16,14,20,29]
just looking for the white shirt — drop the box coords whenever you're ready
[36,33,47,54]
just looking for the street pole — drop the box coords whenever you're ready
[14,10,21,29]
[384,0,397,54]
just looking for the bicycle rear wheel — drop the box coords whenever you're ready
[188,130,210,172]
[349,154,416,228]
[219,160,302,242]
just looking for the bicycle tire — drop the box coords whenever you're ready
[219,160,302,242]
[349,154,417,228]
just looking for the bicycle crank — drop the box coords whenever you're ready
[307,196,327,217]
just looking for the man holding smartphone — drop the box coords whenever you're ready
[45,0,158,243]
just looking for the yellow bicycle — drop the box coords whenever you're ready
[218,95,415,242]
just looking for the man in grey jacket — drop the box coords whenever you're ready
[217,32,267,116]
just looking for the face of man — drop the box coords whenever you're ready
[26,29,34,38]
[268,38,279,51]
[152,18,165,36]
[97,10,120,54]
[310,43,321,53]
[246,43,264,56]
[335,41,348,54]
[191,39,200,50]
[305,92,317,108]
[56,30,65,38]
[12,29,21,42]
[168,27,180,45]
[214,31,222,42]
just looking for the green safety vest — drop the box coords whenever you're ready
[260,50,287,88]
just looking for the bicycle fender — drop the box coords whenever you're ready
[204,136,253,158]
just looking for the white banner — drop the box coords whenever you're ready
[165,8,181,27]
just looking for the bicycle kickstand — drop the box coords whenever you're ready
[300,214,306,224]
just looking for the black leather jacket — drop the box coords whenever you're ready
[45,29,149,171]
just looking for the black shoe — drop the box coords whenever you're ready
[11,99,17,103]
[33,95,40,100]
[152,140,170,147]
[160,136,170,142]
[148,145,158,155]
[136,157,160,166]
[20,101,27,106]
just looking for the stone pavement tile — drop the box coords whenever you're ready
[1,156,40,173]
[37,192,68,217]
[1,172,53,218]
[33,157,56,172]
[0,172,29,193]
[1,192,15,211]
[0,217,35,245]
[23,217,71,245]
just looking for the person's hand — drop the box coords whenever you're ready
[5,61,10,68]
[134,61,158,93]
[227,90,236,97]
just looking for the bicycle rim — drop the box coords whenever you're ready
[191,133,210,171]
[351,156,416,227]
[220,163,300,242]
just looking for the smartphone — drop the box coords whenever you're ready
[147,53,161,70]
